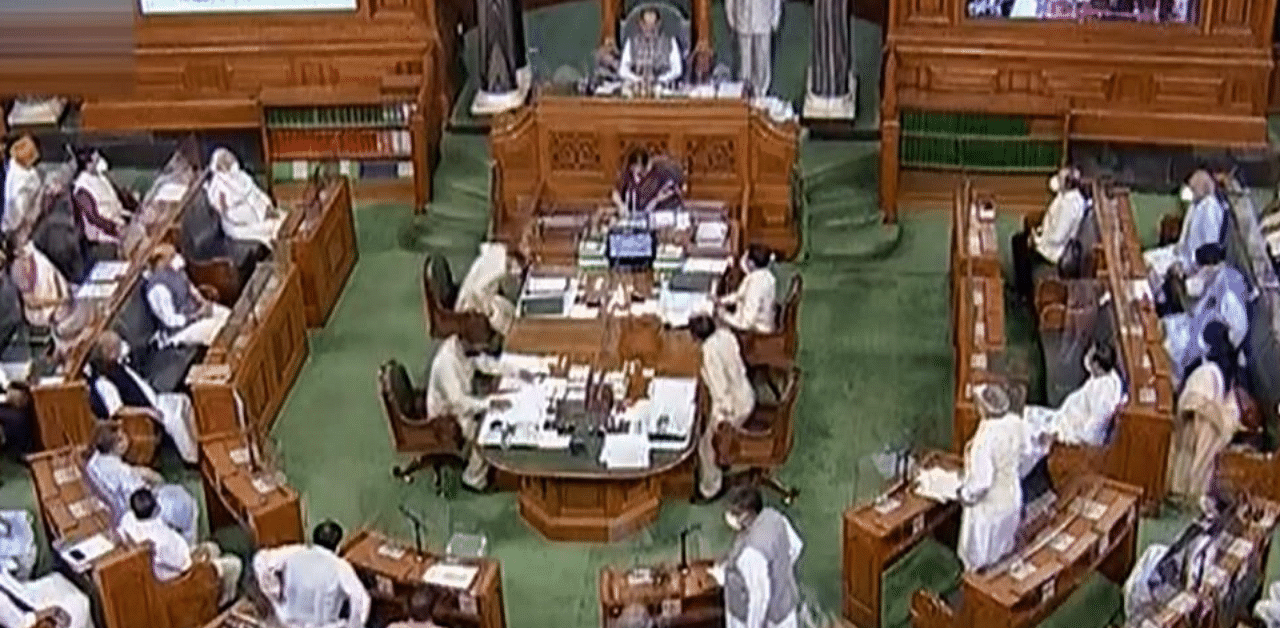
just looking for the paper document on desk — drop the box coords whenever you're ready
[153,182,188,204]
[652,210,677,229]
[75,282,115,300]
[600,433,650,469]
[498,353,554,376]
[525,276,570,294]
[682,257,730,275]
[914,467,961,502]
[659,290,711,327]
[61,534,115,573]
[422,563,479,590]
[86,261,130,283]
[647,378,696,438]
[695,221,729,247]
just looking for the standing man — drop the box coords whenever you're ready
[688,314,756,502]
[3,137,41,237]
[957,385,1026,571]
[727,0,782,95]
[253,521,370,628]
[710,485,802,628]
[454,242,519,337]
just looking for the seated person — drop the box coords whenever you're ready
[88,330,198,464]
[386,590,442,628]
[7,226,70,328]
[958,385,1026,571]
[0,512,36,579]
[1162,243,1251,382]
[70,149,134,253]
[204,148,283,249]
[0,568,90,628]
[1023,341,1124,455]
[1125,492,1230,617]
[0,374,34,460]
[253,521,370,628]
[612,149,682,216]
[83,423,198,544]
[426,318,523,492]
[454,242,520,336]
[1144,170,1226,282]
[3,137,41,238]
[1011,167,1086,301]
[117,488,241,608]
[688,314,756,502]
[619,8,682,86]
[1167,322,1242,504]
[143,243,230,348]
[718,244,777,333]
[48,301,92,365]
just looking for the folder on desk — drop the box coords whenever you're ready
[60,534,115,573]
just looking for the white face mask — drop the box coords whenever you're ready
[94,157,109,174]
[1048,176,1060,193]
[1186,271,1209,298]
[724,511,743,531]
[1082,349,1095,374]
[739,253,752,273]
[169,254,186,271]
[1180,185,1195,203]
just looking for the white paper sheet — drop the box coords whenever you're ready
[695,221,728,246]
[422,563,479,590]
[659,289,711,327]
[647,378,696,439]
[914,467,962,502]
[61,534,115,572]
[75,282,115,300]
[600,433,650,469]
[525,276,570,294]
[153,182,188,204]
[681,257,731,274]
[86,261,130,283]
[498,353,554,375]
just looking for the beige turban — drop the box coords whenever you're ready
[977,384,1011,418]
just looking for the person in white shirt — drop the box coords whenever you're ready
[70,149,133,250]
[1011,167,1086,301]
[204,148,283,249]
[0,569,89,628]
[88,330,199,464]
[454,242,519,336]
[709,485,802,628]
[116,488,240,607]
[143,244,230,347]
[718,244,777,334]
[3,137,41,238]
[958,385,1026,571]
[619,8,683,86]
[0,513,36,582]
[426,318,524,491]
[7,226,70,328]
[689,315,756,502]
[1161,244,1252,383]
[253,521,370,628]
[83,424,199,545]
[1023,341,1124,460]
[1144,170,1226,282]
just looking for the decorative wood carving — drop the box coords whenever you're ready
[548,132,601,171]
[617,135,670,166]
[684,135,737,175]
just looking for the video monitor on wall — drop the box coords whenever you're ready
[966,0,1198,24]
[140,0,358,14]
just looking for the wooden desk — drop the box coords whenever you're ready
[951,184,1002,281]
[187,261,309,440]
[31,145,203,450]
[341,528,507,628]
[198,431,304,547]
[282,175,358,328]
[951,274,1007,452]
[198,600,277,628]
[843,451,963,628]
[911,476,1141,628]
[489,96,799,258]
[598,561,722,628]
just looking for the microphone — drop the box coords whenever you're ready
[399,504,427,556]
[679,523,702,572]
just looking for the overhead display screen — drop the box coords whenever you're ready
[139,0,357,14]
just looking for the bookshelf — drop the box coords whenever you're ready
[262,100,425,208]
[899,110,1064,174]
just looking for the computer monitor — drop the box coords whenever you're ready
[607,228,656,269]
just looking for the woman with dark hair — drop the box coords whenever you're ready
[718,243,777,333]
[1167,321,1242,503]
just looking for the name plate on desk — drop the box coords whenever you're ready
[970,353,987,371]
[376,544,407,560]
[1049,533,1075,553]
[251,478,275,494]
[67,498,103,519]
[53,466,78,486]
[229,448,251,465]
[423,563,479,590]
[1139,387,1156,405]
[874,497,901,514]
[1009,560,1036,581]
[1076,499,1107,521]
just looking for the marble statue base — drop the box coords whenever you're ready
[803,73,857,120]
[471,66,532,116]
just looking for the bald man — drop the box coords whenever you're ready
[3,137,40,237]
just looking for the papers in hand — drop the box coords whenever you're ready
[914,467,962,502]
[422,562,479,590]
[600,433,650,469]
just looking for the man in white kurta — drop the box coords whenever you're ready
[3,137,41,238]
[9,227,70,328]
[1144,170,1226,280]
[116,488,240,607]
[1123,543,1170,619]
[1257,580,1280,627]
[70,150,129,248]
[709,486,802,628]
[0,512,36,581]
[1011,167,1086,300]
[719,245,777,334]
[727,0,782,95]
[619,9,683,86]
[1161,243,1251,382]
[454,242,517,336]
[204,148,282,248]
[88,330,199,464]
[254,521,370,628]
[1022,341,1124,464]
[958,385,1026,571]
[0,569,91,628]
[144,244,230,347]
[690,315,756,500]
[83,424,199,544]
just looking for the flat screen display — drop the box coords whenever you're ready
[607,229,656,265]
[140,0,357,14]
[967,0,1197,23]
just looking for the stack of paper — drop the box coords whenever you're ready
[422,563,479,590]
[695,221,728,247]
[914,467,961,502]
[658,289,711,327]
[86,261,129,283]
[75,282,115,300]
[600,433,650,469]
[525,276,570,294]
[647,377,696,443]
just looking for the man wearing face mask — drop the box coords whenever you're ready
[144,243,230,348]
[454,242,520,336]
[1011,167,1086,302]
[87,330,199,464]
[708,485,802,628]
[1023,341,1124,453]
[7,226,71,328]
[71,149,135,254]
[688,314,756,502]
[204,147,282,249]
[1161,243,1251,383]
[3,137,42,237]
[718,244,777,334]
[1144,170,1226,282]
[957,385,1025,571]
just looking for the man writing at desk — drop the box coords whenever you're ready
[619,8,683,88]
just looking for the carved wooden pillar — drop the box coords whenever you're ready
[804,0,856,119]
[471,0,530,115]
[692,0,713,80]
[879,52,900,223]
[601,0,620,48]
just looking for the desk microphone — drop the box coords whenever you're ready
[398,504,427,557]
[679,523,702,573]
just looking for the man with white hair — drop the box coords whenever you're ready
[144,243,230,348]
[958,384,1026,571]
[204,148,282,248]
[1144,170,1226,280]
[454,242,519,336]
[1011,166,1086,302]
